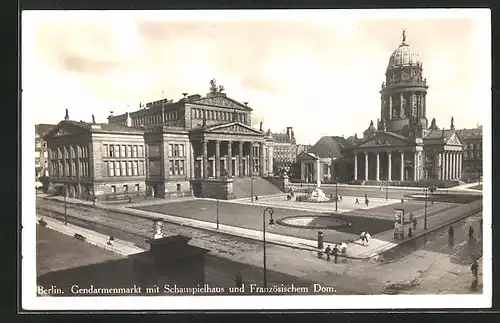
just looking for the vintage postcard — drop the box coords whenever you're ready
[22,9,491,310]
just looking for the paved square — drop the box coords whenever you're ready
[134,200,395,244]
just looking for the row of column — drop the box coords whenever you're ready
[385,92,426,120]
[437,150,462,180]
[201,140,269,179]
[354,150,422,181]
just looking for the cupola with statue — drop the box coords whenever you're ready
[379,29,429,137]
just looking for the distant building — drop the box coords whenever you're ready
[35,124,55,180]
[44,80,275,200]
[268,127,310,176]
[456,125,483,182]
[298,30,464,185]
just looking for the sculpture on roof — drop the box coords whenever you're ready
[64,108,69,121]
[218,85,225,92]
[92,114,95,124]
[402,28,406,43]
[210,79,218,93]
[259,121,263,131]
[370,120,374,127]
[450,116,455,130]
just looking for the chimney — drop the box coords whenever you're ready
[126,112,132,127]
[286,127,292,140]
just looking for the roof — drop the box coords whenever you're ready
[306,136,353,159]
[456,127,482,139]
[35,124,56,136]
[271,133,294,144]
[423,128,456,144]
[43,120,144,140]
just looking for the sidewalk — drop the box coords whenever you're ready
[36,216,144,256]
[41,196,482,259]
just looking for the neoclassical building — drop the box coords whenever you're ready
[299,30,464,185]
[44,80,275,199]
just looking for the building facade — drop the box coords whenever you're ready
[456,125,483,182]
[298,30,464,185]
[44,80,274,199]
[35,124,55,180]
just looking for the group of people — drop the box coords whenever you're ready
[324,242,348,263]
[354,194,370,206]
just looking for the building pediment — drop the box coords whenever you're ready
[356,132,412,149]
[445,132,464,146]
[43,121,89,140]
[206,122,263,135]
[191,95,251,111]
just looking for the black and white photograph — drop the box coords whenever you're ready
[22,9,491,310]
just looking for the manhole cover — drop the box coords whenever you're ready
[277,215,351,229]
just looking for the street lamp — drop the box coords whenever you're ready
[335,177,338,212]
[385,185,389,201]
[216,198,220,229]
[424,185,429,230]
[64,189,68,225]
[251,175,255,202]
[262,207,275,288]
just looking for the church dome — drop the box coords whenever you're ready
[387,30,421,70]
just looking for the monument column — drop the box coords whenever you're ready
[389,96,393,119]
[316,157,321,188]
[259,142,265,176]
[249,142,254,177]
[413,151,418,181]
[400,150,404,180]
[400,93,404,118]
[387,151,392,181]
[354,154,358,180]
[238,141,244,177]
[376,152,380,181]
[215,140,221,178]
[202,139,208,179]
[227,141,232,177]
[364,152,369,181]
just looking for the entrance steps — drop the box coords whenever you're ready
[232,177,283,199]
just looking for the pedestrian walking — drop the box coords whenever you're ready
[413,217,417,230]
[409,212,414,224]
[339,195,343,201]
[471,260,479,281]
[364,194,368,200]
[469,225,474,240]
[355,198,360,204]
[332,245,339,263]
[325,245,332,261]
[235,272,243,288]
[408,227,413,237]
[365,199,369,207]
[448,225,454,238]
[401,198,405,204]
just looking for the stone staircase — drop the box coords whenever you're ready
[232,177,283,199]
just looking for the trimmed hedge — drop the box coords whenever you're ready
[355,180,459,188]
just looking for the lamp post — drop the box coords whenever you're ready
[424,186,428,230]
[262,207,275,288]
[64,189,68,225]
[385,185,389,201]
[216,198,220,229]
[251,175,255,202]
[335,177,338,212]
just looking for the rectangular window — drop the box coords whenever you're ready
[127,145,132,157]
[138,145,143,157]
[132,145,137,157]
[127,161,132,176]
[121,161,126,176]
[179,145,184,157]
[133,161,138,176]
[134,184,139,192]
[123,185,128,193]
[109,145,114,157]
[115,161,121,176]
[122,145,126,157]
[174,160,179,175]
[168,144,173,157]
[111,185,116,194]
[174,144,179,157]
[179,160,185,175]
[108,161,114,176]
[177,183,181,192]
[139,161,144,175]
[169,160,174,175]
[117,145,121,158]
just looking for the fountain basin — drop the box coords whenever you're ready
[277,215,351,230]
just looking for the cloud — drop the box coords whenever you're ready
[24,11,490,144]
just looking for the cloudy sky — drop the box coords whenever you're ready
[22,9,490,145]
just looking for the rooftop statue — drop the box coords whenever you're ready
[402,28,406,43]
[210,79,218,92]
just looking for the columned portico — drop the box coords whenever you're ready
[400,150,404,180]
[387,152,392,181]
[364,152,369,181]
[376,153,380,181]
[354,154,358,180]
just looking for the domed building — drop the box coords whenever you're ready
[300,30,464,185]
